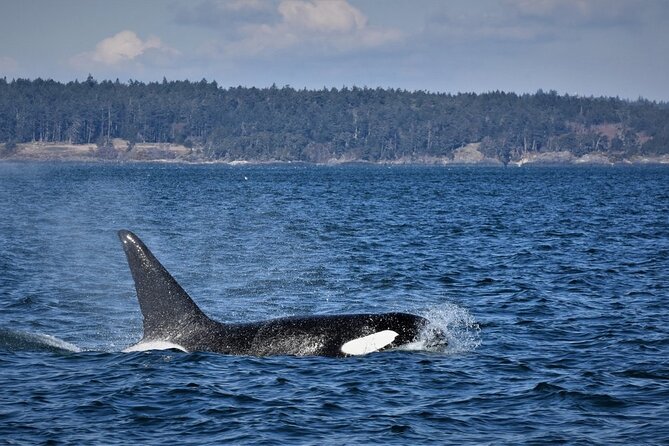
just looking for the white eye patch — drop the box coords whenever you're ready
[340,330,399,356]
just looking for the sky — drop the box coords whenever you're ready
[1,0,668,101]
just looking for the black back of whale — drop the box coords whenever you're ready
[118,230,431,357]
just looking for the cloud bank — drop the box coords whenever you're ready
[3,0,662,100]
[424,0,660,46]
[181,0,403,58]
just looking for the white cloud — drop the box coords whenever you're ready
[0,56,19,73]
[196,0,403,58]
[71,30,180,69]
[278,0,366,33]
[92,31,163,65]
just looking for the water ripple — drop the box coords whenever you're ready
[1,164,668,444]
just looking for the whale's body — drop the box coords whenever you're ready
[119,230,440,357]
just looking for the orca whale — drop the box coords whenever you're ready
[118,230,441,357]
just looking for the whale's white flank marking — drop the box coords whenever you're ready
[340,330,398,356]
[123,341,188,353]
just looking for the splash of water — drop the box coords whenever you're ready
[0,328,82,353]
[424,303,482,353]
[399,303,481,354]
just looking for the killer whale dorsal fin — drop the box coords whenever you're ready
[118,230,209,341]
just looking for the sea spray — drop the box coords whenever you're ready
[0,328,81,353]
[395,303,481,354]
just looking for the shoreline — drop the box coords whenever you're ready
[1,141,668,166]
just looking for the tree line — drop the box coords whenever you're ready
[1,76,668,162]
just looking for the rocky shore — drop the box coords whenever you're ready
[2,140,668,166]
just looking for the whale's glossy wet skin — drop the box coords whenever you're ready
[117,229,440,357]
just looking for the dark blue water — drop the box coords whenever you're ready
[1,163,668,444]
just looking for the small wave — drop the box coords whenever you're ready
[532,381,628,409]
[399,303,481,354]
[0,328,81,353]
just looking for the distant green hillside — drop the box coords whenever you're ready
[1,77,668,163]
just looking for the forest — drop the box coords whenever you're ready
[1,76,668,163]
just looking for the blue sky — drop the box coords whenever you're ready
[1,0,668,100]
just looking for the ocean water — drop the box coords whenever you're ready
[0,162,668,445]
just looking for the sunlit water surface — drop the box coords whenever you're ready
[1,163,667,444]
